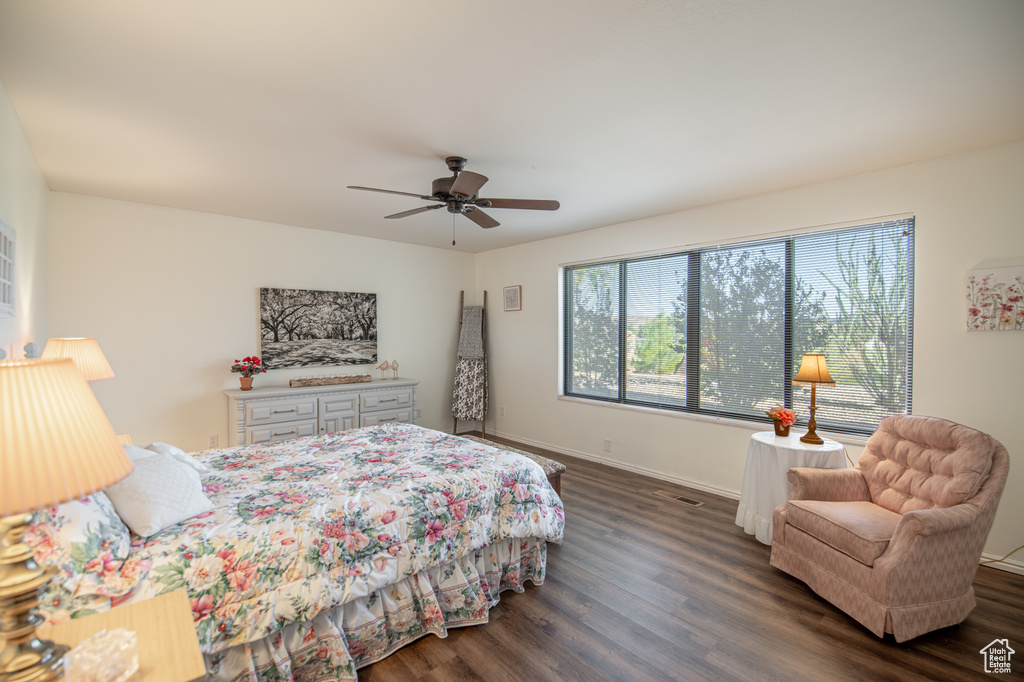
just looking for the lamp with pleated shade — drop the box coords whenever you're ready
[792,353,835,444]
[40,336,115,382]
[0,358,133,681]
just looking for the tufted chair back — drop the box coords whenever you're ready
[857,414,996,514]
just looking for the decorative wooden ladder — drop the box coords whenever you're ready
[453,290,487,436]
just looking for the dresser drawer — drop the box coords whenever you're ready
[320,395,357,419]
[319,395,358,434]
[246,398,318,426]
[247,419,318,445]
[360,389,413,413]
[359,407,414,427]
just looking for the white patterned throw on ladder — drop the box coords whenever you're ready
[453,292,487,432]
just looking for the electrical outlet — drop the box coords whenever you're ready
[500,405,506,417]
[603,439,612,452]
[209,434,219,447]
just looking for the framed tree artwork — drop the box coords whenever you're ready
[260,287,377,368]
[503,285,522,312]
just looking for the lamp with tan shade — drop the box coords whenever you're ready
[40,337,115,382]
[792,353,835,445]
[0,358,133,682]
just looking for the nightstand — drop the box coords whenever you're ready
[36,589,206,682]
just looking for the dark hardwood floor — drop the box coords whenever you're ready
[360,437,1024,681]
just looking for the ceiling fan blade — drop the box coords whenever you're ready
[385,204,444,219]
[347,185,431,200]
[464,207,500,229]
[450,171,488,199]
[478,198,560,211]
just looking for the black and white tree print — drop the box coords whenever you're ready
[260,288,377,369]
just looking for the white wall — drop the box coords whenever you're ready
[48,193,476,449]
[0,77,49,357]
[38,130,1024,566]
[476,139,1024,566]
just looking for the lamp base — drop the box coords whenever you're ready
[0,644,66,682]
[800,396,825,445]
[0,514,68,682]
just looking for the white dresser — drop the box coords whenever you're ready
[224,379,419,447]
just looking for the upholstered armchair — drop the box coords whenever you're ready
[770,415,1009,642]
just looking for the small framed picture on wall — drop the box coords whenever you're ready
[503,285,522,312]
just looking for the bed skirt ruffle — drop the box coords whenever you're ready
[205,537,548,681]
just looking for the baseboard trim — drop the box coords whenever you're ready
[485,429,1023,576]
[485,428,740,501]
[979,552,1024,576]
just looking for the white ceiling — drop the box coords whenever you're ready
[1,1,1022,253]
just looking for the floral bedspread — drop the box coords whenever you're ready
[34,424,564,657]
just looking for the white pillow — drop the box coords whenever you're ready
[145,441,212,475]
[122,443,157,461]
[104,455,214,537]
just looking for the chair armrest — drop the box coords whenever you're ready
[890,504,980,540]
[873,503,987,609]
[786,467,870,502]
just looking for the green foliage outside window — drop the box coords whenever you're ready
[564,218,913,434]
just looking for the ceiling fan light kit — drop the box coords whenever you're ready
[347,156,559,233]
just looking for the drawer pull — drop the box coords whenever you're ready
[379,398,397,403]
[272,430,297,437]
[272,409,296,414]
[379,417,397,423]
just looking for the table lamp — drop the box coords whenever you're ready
[40,337,115,382]
[0,358,133,681]
[792,353,835,445]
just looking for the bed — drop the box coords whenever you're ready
[28,423,565,680]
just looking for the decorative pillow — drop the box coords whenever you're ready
[145,441,212,475]
[104,455,215,537]
[122,443,157,461]
[25,492,134,597]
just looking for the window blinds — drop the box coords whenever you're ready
[563,216,914,435]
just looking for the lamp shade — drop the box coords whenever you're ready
[0,358,132,516]
[792,353,836,386]
[41,337,115,382]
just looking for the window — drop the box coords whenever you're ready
[563,216,914,435]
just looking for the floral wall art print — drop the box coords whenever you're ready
[966,266,1024,331]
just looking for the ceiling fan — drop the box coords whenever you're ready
[347,156,560,230]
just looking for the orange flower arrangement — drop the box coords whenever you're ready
[766,406,796,426]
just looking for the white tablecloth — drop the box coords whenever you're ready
[735,431,847,545]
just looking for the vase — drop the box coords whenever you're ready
[773,421,790,437]
[239,376,254,391]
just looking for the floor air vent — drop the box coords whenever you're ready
[653,490,704,508]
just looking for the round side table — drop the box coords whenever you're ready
[735,431,847,545]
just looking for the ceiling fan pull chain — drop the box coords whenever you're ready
[452,213,457,246]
